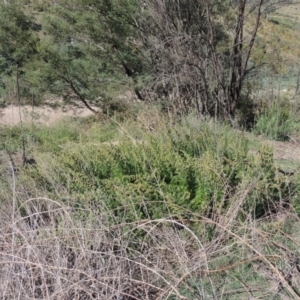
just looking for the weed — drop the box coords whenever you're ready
[254,99,295,141]
[15,115,291,222]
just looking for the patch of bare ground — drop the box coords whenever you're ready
[0,104,96,126]
[265,138,300,162]
[265,138,300,174]
[275,4,300,20]
[243,131,300,173]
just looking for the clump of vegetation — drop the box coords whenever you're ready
[1,114,300,299]
[7,114,287,222]
[254,100,295,141]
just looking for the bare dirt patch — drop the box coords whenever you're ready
[246,132,300,173]
[265,139,300,162]
[0,105,95,126]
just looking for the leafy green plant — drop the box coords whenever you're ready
[254,100,294,141]
[18,115,290,222]
[0,125,33,153]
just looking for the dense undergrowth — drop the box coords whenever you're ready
[254,98,300,141]
[1,112,300,299]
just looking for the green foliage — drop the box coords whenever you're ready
[0,2,39,66]
[0,1,47,102]
[32,122,80,151]
[15,115,291,222]
[0,0,296,123]
[0,125,33,152]
[291,173,300,217]
[34,0,143,109]
[254,100,294,141]
[246,144,290,217]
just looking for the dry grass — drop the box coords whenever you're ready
[1,174,300,299]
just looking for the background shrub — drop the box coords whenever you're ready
[254,99,295,141]
[15,115,291,222]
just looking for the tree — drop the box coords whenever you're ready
[0,1,40,101]
[0,0,294,120]
[37,0,144,114]
[117,0,233,116]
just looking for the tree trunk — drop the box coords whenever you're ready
[228,0,263,118]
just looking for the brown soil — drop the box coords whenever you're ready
[265,139,300,162]
[0,104,95,126]
[245,132,300,172]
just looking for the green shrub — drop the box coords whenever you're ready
[20,115,290,221]
[0,125,33,152]
[254,100,294,141]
